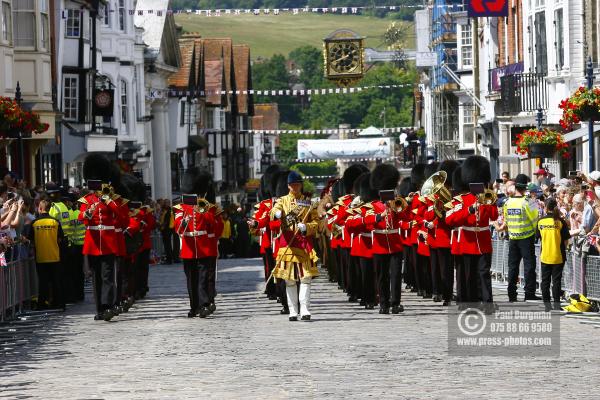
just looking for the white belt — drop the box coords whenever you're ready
[208,233,215,238]
[360,233,372,238]
[457,226,490,243]
[372,229,400,235]
[115,228,123,233]
[183,230,208,237]
[87,225,115,231]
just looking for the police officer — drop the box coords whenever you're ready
[47,184,74,301]
[69,193,86,302]
[504,173,540,301]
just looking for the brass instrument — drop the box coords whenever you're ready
[391,195,408,212]
[196,197,211,212]
[477,189,498,205]
[420,171,453,218]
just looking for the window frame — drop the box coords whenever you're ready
[63,74,79,122]
[120,79,128,129]
[553,8,564,71]
[12,0,36,48]
[102,2,110,27]
[65,9,81,38]
[118,0,125,32]
[1,0,12,44]
[40,0,49,50]
[460,23,473,69]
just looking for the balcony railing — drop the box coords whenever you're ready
[500,73,548,115]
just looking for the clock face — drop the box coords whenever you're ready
[95,91,112,108]
[329,42,361,74]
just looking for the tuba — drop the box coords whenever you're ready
[478,189,498,205]
[421,171,453,218]
[392,196,408,212]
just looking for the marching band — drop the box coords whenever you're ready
[76,152,499,321]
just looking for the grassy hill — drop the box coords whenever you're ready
[175,13,411,59]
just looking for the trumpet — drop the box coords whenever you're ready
[390,195,408,212]
[477,189,498,205]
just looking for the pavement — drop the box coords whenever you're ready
[2,258,600,399]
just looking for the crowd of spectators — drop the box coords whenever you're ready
[492,168,600,254]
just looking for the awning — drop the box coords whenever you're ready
[563,123,600,143]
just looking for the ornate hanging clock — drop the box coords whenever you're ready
[323,30,365,87]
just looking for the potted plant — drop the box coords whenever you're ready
[515,128,569,159]
[559,86,600,130]
[0,96,49,138]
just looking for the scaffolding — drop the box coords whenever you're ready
[432,91,459,160]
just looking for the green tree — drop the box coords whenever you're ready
[288,46,325,88]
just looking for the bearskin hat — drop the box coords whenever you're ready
[121,173,145,202]
[354,172,377,202]
[260,164,281,199]
[398,177,413,197]
[411,163,426,190]
[274,170,291,198]
[342,163,369,195]
[453,167,468,192]
[331,179,344,202]
[438,159,460,189]
[461,155,491,185]
[370,164,400,191]
[424,162,440,180]
[182,167,215,202]
[83,154,113,183]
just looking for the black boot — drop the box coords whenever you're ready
[391,305,404,314]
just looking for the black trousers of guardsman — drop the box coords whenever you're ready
[263,248,277,298]
[89,254,116,314]
[359,257,375,306]
[462,253,493,303]
[183,258,210,312]
[70,245,85,302]
[507,236,536,300]
[373,253,403,308]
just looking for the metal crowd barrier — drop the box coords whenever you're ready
[1,244,37,322]
[491,239,600,301]
[150,230,165,265]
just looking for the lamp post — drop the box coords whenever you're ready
[15,82,25,182]
[586,56,595,172]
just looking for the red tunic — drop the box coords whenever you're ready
[326,204,343,249]
[138,207,156,251]
[335,195,354,249]
[173,204,218,259]
[78,192,121,256]
[445,193,498,255]
[363,200,404,255]
[416,197,431,256]
[345,204,373,259]
[253,199,274,254]
[114,197,130,257]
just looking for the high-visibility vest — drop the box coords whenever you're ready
[49,202,73,238]
[503,196,538,240]
[70,209,86,246]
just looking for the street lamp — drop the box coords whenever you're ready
[586,57,595,172]
[14,82,25,182]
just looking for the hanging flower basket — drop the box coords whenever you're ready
[559,86,600,130]
[515,128,569,159]
[0,96,49,139]
[527,143,556,158]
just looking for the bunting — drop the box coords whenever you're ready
[159,83,414,99]
[67,4,465,18]
[248,127,411,135]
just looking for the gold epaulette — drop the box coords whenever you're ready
[173,204,183,211]
[78,196,88,205]
[253,203,261,210]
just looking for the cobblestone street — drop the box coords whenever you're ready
[2,259,600,399]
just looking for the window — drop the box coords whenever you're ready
[462,105,475,145]
[534,11,548,75]
[13,0,35,47]
[460,24,473,68]
[554,8,564,70]
[118,0,125,31]
[63,75,79,121]
[102,2,110,26]
[134,66,141,119]
[1,1,12,43]
[40,0,48,49]
[120,79,127,127]
[180,101,186,126]
[65,9,81,38]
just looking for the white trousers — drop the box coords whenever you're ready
[285,278,312,317]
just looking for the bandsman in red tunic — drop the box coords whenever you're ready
[249,165,280,303]
[174,169,223,318]
[445,156,498,312]
[337,164,369,303]
[345,173,377,309]
[366,164,406,314]
[78,155,121,321]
